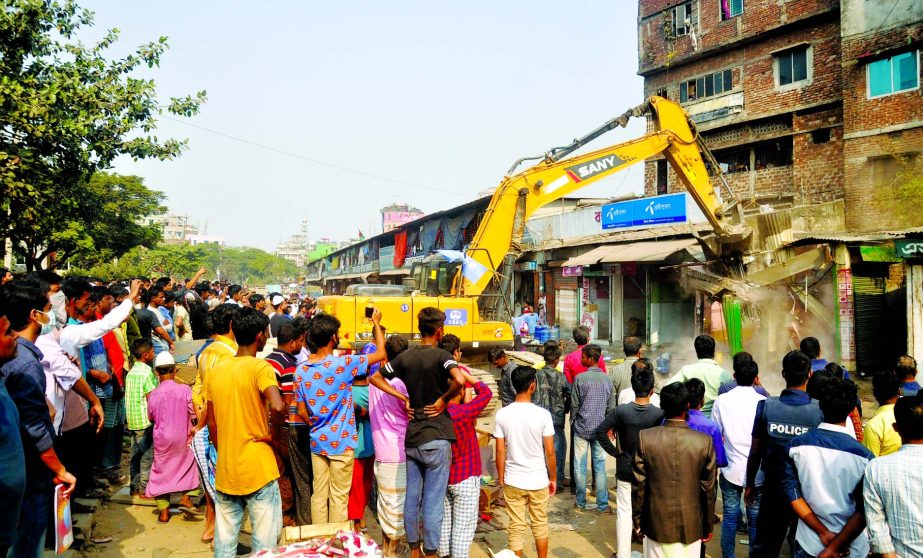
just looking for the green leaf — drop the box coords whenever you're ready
[0,0,206,269]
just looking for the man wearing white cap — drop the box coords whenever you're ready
[268,295,291,338]
[146,350,200,523]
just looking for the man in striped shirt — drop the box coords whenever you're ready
[265,319,308,525]
[864,394,923,557]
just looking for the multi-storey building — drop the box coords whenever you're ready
[637,0,921,227]
[638,0,849,212]
[381,203,425,233]
[275,219,311,267]
[840,0,923,231]
[142,213,199,245]
[636,0,923,378]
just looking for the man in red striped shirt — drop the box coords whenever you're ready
[437,335,493,558]
[265,319,309,525]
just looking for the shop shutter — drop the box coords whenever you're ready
[554,268,579,290]
[853,275,886,374]
[555,288,578,333]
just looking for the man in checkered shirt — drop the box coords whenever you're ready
[863,394,923,557]
[571,344,612,514]
[437,334,493,558]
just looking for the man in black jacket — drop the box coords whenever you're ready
[596,359,664,558]
[532,340,571,487]
[633,382,717,558]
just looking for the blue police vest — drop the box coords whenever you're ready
[762,396,822,480]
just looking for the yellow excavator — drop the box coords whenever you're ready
[319,97,751,348]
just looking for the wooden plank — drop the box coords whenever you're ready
[282,521,353,544]
[746,246,828,287]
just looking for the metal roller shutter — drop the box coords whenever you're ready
[853,275,885,375]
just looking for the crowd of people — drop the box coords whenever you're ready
[490,326,922,558]
[0,267,921,558]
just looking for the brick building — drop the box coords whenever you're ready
[840,0,923,231]
[636,0,923,378]
[638,0,922,227]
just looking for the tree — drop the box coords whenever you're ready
[63,172,167,269]
[0,0,206,269]
[71,243,302,286]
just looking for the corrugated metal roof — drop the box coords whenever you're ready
[787,227,923,246]
[562,238,699,266]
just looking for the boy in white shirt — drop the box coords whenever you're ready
[494,366,557,558]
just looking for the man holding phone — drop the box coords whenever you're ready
[295,307,408,525]
[381,307,466,558]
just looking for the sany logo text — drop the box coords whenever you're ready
[565,154,626,183]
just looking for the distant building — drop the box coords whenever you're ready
[186,234,226,247]
[307,238,339,262]
[381,203,425,233]
[275,219,311,267]
[142,214,199,245]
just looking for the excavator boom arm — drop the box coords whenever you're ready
[461,96,748,296]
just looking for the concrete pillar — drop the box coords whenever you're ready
[906,264,923,382]
[834,244,856,372]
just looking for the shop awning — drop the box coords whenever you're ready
[562,238,699,267]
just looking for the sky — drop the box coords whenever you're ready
[82,1,646,250]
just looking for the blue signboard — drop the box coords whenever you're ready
[601,193,687,230]
[445,309,468,326]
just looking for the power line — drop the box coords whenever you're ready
[160,115,470,197]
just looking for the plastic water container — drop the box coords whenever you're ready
[550,326,560,340]
[534,325,549,343]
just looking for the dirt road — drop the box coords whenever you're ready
[79,478,749,558]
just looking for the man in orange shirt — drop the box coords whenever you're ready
[205,307,286,557]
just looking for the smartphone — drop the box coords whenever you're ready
[365,306,374,319]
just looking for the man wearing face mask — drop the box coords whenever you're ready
[0,279,77,558]
[51,278,141,500]
[30,270,67,330]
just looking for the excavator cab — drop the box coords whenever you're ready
[409,254,461,296]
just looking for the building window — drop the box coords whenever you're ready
[714,146,750,174]
[680,69,733,102]
[656,160,668,194]
[672,2,694,36]
[867,51,920,98]
[811,128,831,144]
[713,137,793,173]
[754,137,793,169]
[775,46,810,87]
[720,0,743,20]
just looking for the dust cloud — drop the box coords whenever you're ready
[669,271,838,395]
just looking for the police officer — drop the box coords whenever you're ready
[745,350,823,558]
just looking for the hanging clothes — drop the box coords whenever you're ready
[420,219,442,253]
[394,229,408,268]
[442,209,476,251]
